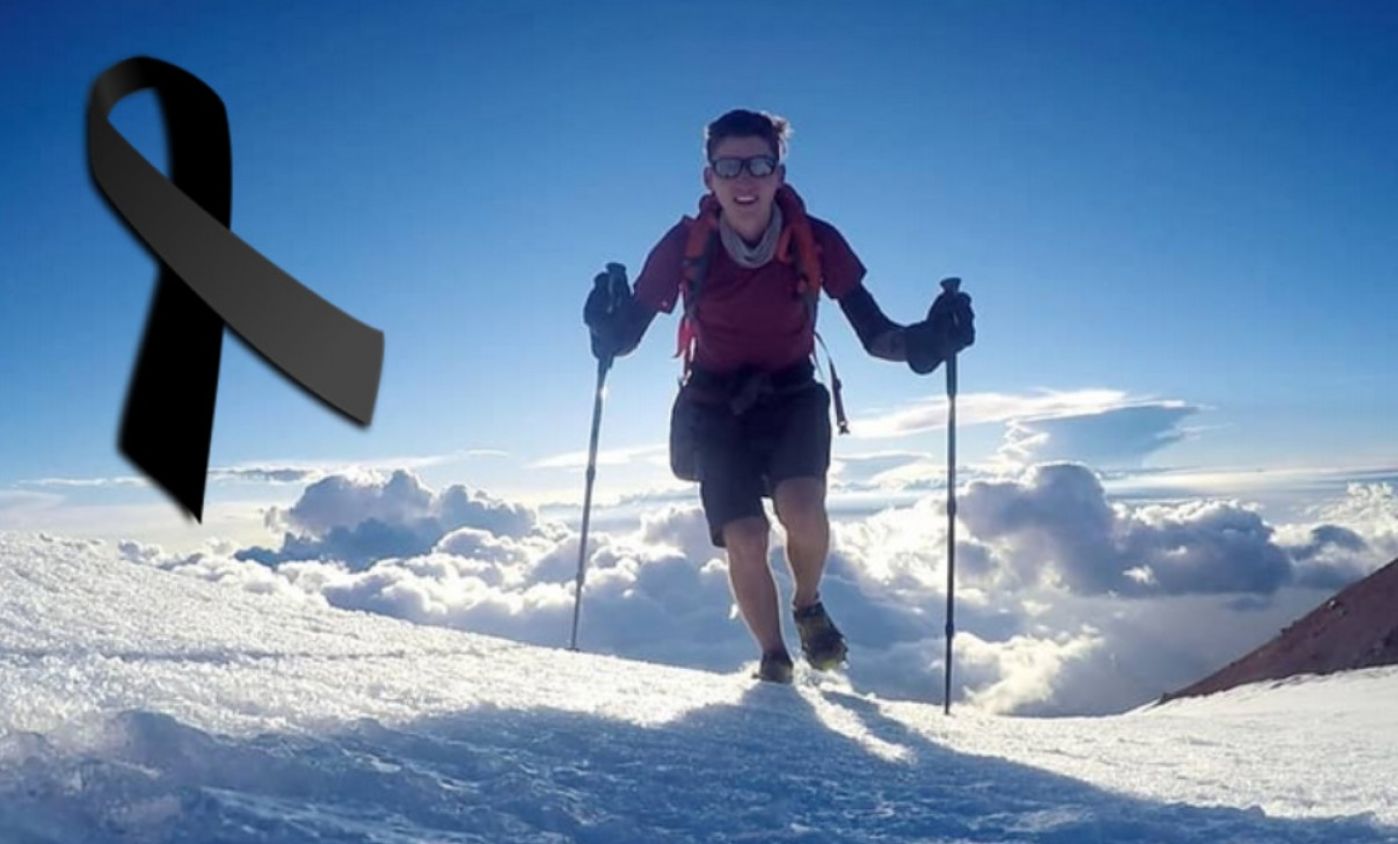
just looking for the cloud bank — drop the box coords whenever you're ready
[237,470,547,570]
[995,404,1199,468]
[117,467,1397,717]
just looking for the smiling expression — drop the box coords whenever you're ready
[704,135,786,244]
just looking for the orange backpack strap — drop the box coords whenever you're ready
[778,185,850,435]
[774,185,824,302]
[675,194,721,376]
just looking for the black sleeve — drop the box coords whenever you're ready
[837,284,908,362]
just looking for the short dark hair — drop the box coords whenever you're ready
[704,109,791,162]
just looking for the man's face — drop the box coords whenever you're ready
[703,135,785,235]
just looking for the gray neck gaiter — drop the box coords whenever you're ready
[719,204,784,269]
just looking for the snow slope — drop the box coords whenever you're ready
[1,532,1394,843]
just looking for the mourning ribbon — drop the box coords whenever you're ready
[86,57,383,520]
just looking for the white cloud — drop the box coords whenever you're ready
[829,451,948,493]
[238,470,545,569]
[529,443,668,471]
[17,449,507,492]
[118,539,313,603]
[1099,464,1398,506]
[958,463,1300,596]
[635,504,727,569]
[956,628,1106,714]
[210,467,324,485]
[1281,482,1398,586]
[434,527,537,566]
[849,389,1182,439]
[846,391,1202,483]
[277,469,436,534]
[994,404,1199,468]
[110,465,1397,717]
[212,449,507,481]
[1307,482,1398,558]
[21,476,149,488]
[0,489,66,513]
[830,451,929,481]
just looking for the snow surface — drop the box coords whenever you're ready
[1,531,1394,843]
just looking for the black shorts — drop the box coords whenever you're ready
[673,371,832,548]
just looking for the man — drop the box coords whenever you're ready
[585,109,974,683]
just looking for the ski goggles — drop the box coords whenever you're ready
[709,155,779,179]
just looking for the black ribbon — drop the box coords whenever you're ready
[85,57,383,521]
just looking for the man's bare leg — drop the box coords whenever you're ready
[774,477,829,611]
[721,515,785,654]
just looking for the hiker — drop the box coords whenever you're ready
[584,109,975,683]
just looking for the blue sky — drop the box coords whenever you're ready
[1,0,1396,544]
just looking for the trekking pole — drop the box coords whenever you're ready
[941,276,960,716]
[569,263,626,652]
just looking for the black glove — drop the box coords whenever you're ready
[907,279,975,375]
[584,262,632,361]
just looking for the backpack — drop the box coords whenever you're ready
[675,184,824,368]
[671,183,850,434]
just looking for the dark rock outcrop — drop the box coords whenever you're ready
[1162,557,1398,702]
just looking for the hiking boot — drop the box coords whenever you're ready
[755,650,794,684]
[794,601,847,671]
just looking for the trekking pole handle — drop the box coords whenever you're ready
[590,262,630,315]
[604,262,628,312]
[591,262,629,376]
[939,277,961,397]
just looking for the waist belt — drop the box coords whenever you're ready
[683,360,816,416]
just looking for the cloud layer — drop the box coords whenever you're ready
[118,467,1397,717]
[237,470,545,570]
[958,463,1299,596]
[995,404,1199,468]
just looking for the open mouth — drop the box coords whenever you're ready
[735,195,758,206]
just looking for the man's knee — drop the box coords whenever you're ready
[775,478,828,538]
[722,516,771,563]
